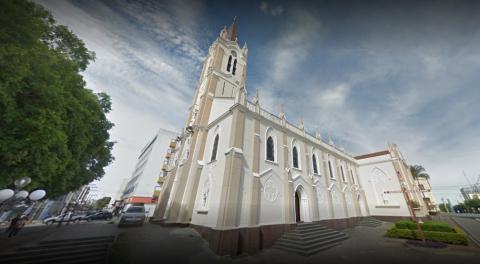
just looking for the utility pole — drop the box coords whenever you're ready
[441,197,450,213]
[397,171,426,244]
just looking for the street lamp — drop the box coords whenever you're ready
[0,177,47,220]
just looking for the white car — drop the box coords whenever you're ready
[118,205,145,226]
[43,213,82,224]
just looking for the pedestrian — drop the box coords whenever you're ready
[8,215,27,237]
[5,214,20,236]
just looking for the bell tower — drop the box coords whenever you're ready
[187,17,248,128]
[154,18,248,223]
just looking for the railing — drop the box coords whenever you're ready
[243,100,350,158]
[286,121,304,136]
[260,108,282,126]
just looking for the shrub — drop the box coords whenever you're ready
[395,220,417,230]
[422,221,455,233]
[386,227,469,246]
[394,220,455,233]
[386,227,415,239]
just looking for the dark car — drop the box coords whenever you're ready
[83,211,113,221]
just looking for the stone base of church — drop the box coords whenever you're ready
[150,216,432,256]
[190,223,296,256]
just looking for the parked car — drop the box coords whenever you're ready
[82,211,113,221]
[118,205,145,226]
[43,213,82,224]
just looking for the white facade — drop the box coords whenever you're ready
[153,19,434,231]
[121,128,177,202]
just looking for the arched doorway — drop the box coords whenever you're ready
[294,186,311,223]
[295,191,301,222]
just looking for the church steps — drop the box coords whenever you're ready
[284,229,340,240]
[356,217,383,227]
[278,232,348,247]
[272,223,349,256]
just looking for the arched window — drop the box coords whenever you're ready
[211,134,219,161]
[232,59,237,75]
[266,136,275,162]
[312,154,318,174]
[226,56,232,72]
[292,146,299,169]
[340,165,346,182]
[328,159,335,179]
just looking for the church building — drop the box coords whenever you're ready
[152,18,436,255]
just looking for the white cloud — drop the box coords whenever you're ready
[316,84,351,108]
[35,0,207,198]
[259,2,284,16]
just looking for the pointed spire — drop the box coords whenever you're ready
[315,129,322,140]
[299,118,305,131]
[235,86,246,104]
[253,89,260,105]
[242,42,248,56]
[279,104,286,126]
[328,135,335,146]
[226,16,238,41]
[279,104,285,118]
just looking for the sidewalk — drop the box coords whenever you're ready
[0,221,119,253]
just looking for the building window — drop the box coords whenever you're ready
[226,55,232,72]
[232,59,237,75]
[292,146,299,169]
[328,160,335,179]
[350,169,356,184]
[340,165,346,182]
[419,184,425,191]
[266,136,275,162]
[312,154,319,174]
[211,134,219,161]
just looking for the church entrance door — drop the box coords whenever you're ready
[295,191,301,222]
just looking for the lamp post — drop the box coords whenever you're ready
[0,177,47,221]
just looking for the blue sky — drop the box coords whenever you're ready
[36,0,480,204]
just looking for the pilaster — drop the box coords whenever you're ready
[216,108,246,228]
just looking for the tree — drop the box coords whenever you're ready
[95,197,112,210]
[0,0,114,197]
[464,198,480,211]
[409,165,430,179]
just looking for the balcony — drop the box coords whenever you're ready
[162,164,168,171]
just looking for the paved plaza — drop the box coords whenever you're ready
[2,220,480,264]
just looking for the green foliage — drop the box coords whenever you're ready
[464,198,480,210]
[422,221,455,233]
[394,220,455,233]
[395,220,417,230]
[438,203,451,212]
[0,0,114,197]
[95,196,112,209]
[386,227,415,239]
[386,227,469,245]
[409,164,430,179]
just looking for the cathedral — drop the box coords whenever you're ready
[152,18,437,255]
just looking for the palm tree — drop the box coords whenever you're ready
[409,165,430,179]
